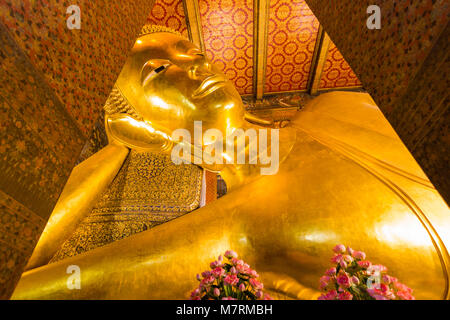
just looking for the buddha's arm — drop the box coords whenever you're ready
[25,144,129,270]
[14,184,322,300]
[13,192,250,299]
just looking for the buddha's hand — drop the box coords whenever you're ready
[105,113,225,171]
[105,113,174,153]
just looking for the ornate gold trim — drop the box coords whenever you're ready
[183,0,205,51]
[253,0,270,100]
[307,25,331,95]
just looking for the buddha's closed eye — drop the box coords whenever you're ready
[141,61,171,86]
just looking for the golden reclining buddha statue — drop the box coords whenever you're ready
[13,25,449,300]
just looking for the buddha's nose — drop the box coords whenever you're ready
[188,54,213,80]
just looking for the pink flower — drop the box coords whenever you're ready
[224,250,238,259]
[357,260,372,269]
[200,275,215,288]
[212,267,225,278]
[196,274,201,281]
[239,283,246,291]
[249,278,264,290]
[344,254,353,263]
[351,276,360,285]
[382,274,392,284]
[367,284,396,300]
[210,260,222,269]
[236,264,251,275]
[347,247,354,256]
[250,270,259,278]
[255,291,263,299]
[331,254,352,269]
[397,290,415,300]
[372,264,388,273]
[333,244,346,254]
[222,297,237,300]
[218,255,223,263]
[319,275,330,290]
[190,288,200,298]
[224,274,239,286]
[318,290,338,300]
[201,271,212,277]
[230,266,237,274]
[352,250,366,260]
[367,288,390,300]
[325,267,336,276]
[231,258,244,266]
[338,291,353,300]
[264,294,273,300]
[331,254,342,264]
[213,288,220,297]
[336,273,351,288]
[393,281,412,293]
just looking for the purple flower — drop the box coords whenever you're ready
[351,276,360,285]
[224,274,239,286]
[325,267,336,276]
[353,250,366,260]
[333,244,346,254]
[224,250,238,259]
[336,273,351,288]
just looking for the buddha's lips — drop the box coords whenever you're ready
[192,75,227,99]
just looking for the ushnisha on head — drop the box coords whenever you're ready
[104,25,270,153]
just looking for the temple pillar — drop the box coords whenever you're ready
[0,0,155,299]
[304,0,449,204]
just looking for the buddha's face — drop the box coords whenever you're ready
[115,32,246,142]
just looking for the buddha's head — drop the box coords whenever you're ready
[104,25,265,150]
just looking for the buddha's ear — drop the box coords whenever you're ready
[105,113,172,152]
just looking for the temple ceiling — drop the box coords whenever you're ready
[147,0,362,98]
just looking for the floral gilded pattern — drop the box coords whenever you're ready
[199,0,254,95]
[265,0,319,93]
[319,40,361,89]
[147,0,188,37]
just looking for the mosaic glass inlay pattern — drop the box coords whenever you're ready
[319,40,361,89]
[147,0,188,37]
[199,0,254,95]
[265,0,319,93]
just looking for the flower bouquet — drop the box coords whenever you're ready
[190,250,272,300]
[318,244,415,300]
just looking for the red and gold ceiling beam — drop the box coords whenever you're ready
[182,0,205,52]
[306,25,330,95]
[253,0,270,100]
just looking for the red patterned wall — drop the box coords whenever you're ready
[199,0,254,95]
[319,40,361,89]
[145,0,361,94]
[265,0,319,93]
[147,0,188,37]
